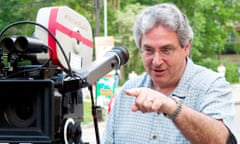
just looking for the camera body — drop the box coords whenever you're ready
[0,62,84,144]
[0,6,94,144]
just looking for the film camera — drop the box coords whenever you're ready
[0,6,129,144]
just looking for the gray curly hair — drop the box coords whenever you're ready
[133,3,193,48]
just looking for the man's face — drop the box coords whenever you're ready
[140,25,191,88]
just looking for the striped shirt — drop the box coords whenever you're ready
[101,58,236,144]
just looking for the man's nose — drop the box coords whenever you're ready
[152,52,163,66]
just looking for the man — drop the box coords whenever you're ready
[101,3,237,144]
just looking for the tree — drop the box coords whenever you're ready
[173,0,240,61]
[0,0,54,36]
[113,3,146,80]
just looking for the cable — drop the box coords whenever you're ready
[88,85,100,144]
[0,20,73,76]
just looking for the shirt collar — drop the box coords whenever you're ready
[171,57,195,99]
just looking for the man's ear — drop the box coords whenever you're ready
[184,40,192,57]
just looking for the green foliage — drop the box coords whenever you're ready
[0,0,55,36]
[83,101,93,124]
[120,0,154,7]
[196,58,220,72]
[225,64,239,84]
[224,42,236,54]
[175,0,239,61]
[113,3,146,80]
[232,31,240,54]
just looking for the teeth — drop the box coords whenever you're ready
[154,68,161,71]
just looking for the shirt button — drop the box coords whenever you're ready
[152,135,157,140]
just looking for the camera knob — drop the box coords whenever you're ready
[63,118,83,144]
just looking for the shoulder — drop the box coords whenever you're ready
[180,58,230,92]
[192,64,228,86]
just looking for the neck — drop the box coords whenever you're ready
[153,58,188,96]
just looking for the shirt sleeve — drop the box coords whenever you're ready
[198,76,237,140]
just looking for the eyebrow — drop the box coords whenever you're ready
[142,44,176,50]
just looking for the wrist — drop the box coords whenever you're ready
[163,97,183,120]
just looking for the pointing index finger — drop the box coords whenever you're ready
[125,88,141,97]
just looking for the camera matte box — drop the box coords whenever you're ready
[0,80,55,143]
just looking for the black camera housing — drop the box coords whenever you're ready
[0,79,84,144]
[0,31,87,143]
[0,80,55,143]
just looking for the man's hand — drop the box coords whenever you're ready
[125,87,177,114]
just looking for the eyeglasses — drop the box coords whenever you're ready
[141,46,176,58]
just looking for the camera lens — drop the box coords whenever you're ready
[3,95,36,128]
[0,37,16,52]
